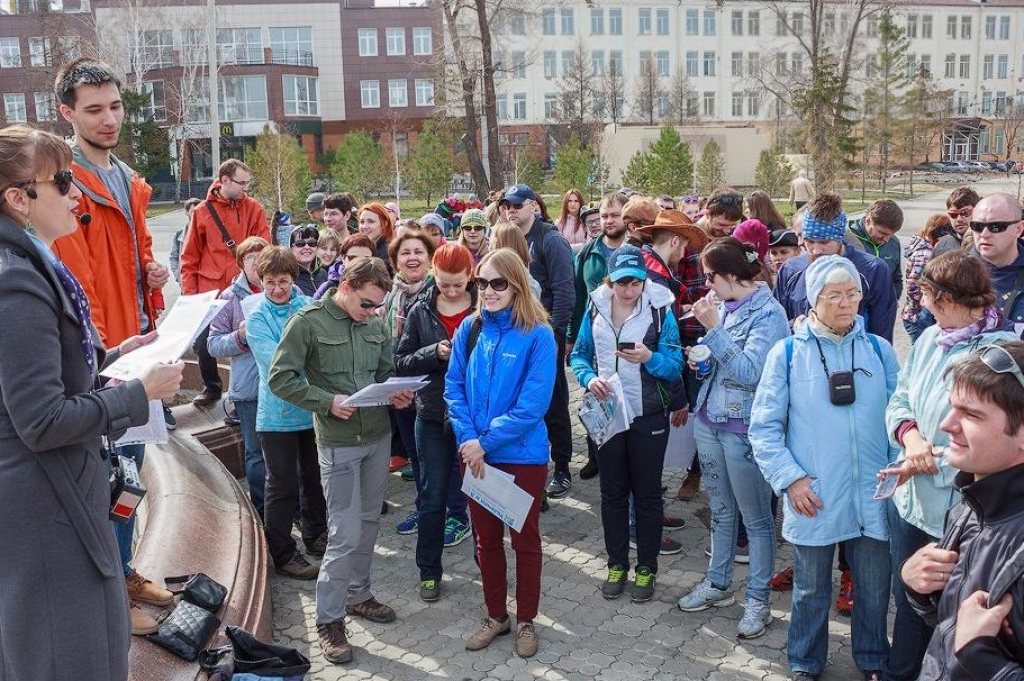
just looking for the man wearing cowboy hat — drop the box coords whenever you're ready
[635,210,709,304]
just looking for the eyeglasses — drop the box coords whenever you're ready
[820,290,864,305]
[705,271,717,283]
[263,279,294,291]
[12,169,75,196]
[292,238,319,248]
[474,277,509,292]
[462,225,486,232]
[682,196,701,203]
[948,207,973,219]
[504,202,525,210]
[969,220,1019,234]
[710,194,743,207]
[978,344,1024,393]
[359,298,386,310]
[227,176,251,188]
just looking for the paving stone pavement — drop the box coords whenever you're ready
[271,375,873,681]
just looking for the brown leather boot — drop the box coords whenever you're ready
[465,616,511,651]
[131,602,160,636]
[317,620,353,664]
[676,472,702,501]
[126,570,175,607]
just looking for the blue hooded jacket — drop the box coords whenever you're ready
[247,288,314,432]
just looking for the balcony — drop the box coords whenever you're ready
[178,47,314,68]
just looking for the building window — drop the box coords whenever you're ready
[907,15,918,38]
[141,29,174,69]
[386,28,406,56]
[639,8,651,36]
[543,51,556,79]
[961,17,971,39]
[776,11,788,36]
[686,51,698,77]
[544,93,557,119]
[562,51,573,75]
[980,129,990,154]
[748,91,760,117]
[748,11,760,36]
[731,11,743,36]
[412,27,432,55]
[639,50,651,70]
[995,128,1005,154]
[922,15,933,39]
[591,8,604,35]
[982,91,993,115]
[513,92,526,119]
[791,53,803,74]
[866,16,878,37]
[28,37,50,67]
[591,50,605,76]
[703,51,715,77]
[284,75,318,115]
[512,51,526,79]
[656,8,669,35]
[1,38,21,69]
[906,53,918,78]
[497,95,508,120]
[270,27,313,65]
[997,55,1009,79]
[686,9,699,36]
[944,54,955,79]
[34,91,55,122]
[593,95,605,119]
[704,11,716,36]
[510,15,525,35]
[947,16,957,39]
[358,29,377,56]
[986,16,997,40]
[747,52,760,77]
[703,91,715,117]
[656,51,669,78]
[542,10,555,36]
[414,79,434,106]
[921,54,931,74]
[996,91,1007,115]
[685,93,698,118]
[731,52,743,78]
[776,52,788,75]
[388,79,407,107]
[140,80,166,120]
[609,8,622,35]
[957,91,969,116]
[732,91,744,117]
[984,55,994,79]
[219,75,267,121]
[561,9,574,35]
[609,50,623,75]
[360,80,380,108]
[656,94,669,118]
[959,55,970,79]
[4,93,26,122]
[793,12,805,34]
[999,16,1010,39]
[216,27,261,65]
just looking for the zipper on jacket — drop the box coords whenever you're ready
[845,335,865,531]
[592,299,645,374]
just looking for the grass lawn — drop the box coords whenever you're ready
[147,203,184,219]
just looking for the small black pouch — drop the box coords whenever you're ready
[166,573,228,612]
[147,600,221,661]
[828,370,856,405]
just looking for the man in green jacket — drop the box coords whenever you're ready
[269,257,414,666]
[845,198,905,300]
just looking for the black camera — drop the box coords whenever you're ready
[110,454,147,524]
[828,370,856,405]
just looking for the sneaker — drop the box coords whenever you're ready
[396,510,419,535]
[516,621,539,658]
[162,404,177,430]
[317,620,353,664]
[676,472,702,501]
[677,580,736,612]
[126,570,174,607]
[601,564,628,599]
[662,514,686,530]
[191,387,221,408]
[579,459,599,480]
[770,565,795,592]
[737,598,772,639]
[400,463,415,481]
[305,532,327,557]
[836,569,854,616]
[346,597,397,623]
[420,579,440,602]
[630,566,656,603]
[275,552,319,580]
[660,535,683,555]
[389,455,409,473]
[734,539,750,564]
[130,602,160,635]
[443,517,472,548]
[465,616,511,651]
[546,470,572,498]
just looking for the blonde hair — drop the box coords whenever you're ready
[0,125,72,210]
[477,248,549,330]
[489,222,531,266]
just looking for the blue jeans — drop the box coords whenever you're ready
[885,501,938,681]
[113,443,145,578]
[394,406,420,506]
[789,537,891,675]
[695,421,775,602]
[414,417,468,580]
[234,399,265,517]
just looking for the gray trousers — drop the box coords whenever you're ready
[315,435,390,625]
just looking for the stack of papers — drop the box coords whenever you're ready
[339,375,429,408]
[577,373,634,447]
[461,464,535,533]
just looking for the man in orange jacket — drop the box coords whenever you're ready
[180,158,270,405]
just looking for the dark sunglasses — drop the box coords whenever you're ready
[292,238,319,247]
[969,220,1019,234]
[359,298,386,310]
[462,225,486,232]
[978,345,1024,392]
[504,202,525,210]
[474,277,509,292]
[710,194,743,207]
[948,207,973,219]
[15,169,75,196]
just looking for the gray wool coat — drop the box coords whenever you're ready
[0,214,149,681]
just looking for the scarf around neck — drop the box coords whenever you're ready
[935,305,1003,350]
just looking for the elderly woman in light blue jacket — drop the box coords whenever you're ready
[882,251,1017,681]
[675,238,789,640]
[749,255,900,681]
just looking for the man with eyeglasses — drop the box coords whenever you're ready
[180,158,270,407]
[499,184,577,499]
[933,187,981,258]
[964,193,1024,330]
[901,341,1024,681]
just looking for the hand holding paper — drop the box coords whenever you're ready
[460,439,486,478]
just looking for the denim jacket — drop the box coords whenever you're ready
[694,284,790,426]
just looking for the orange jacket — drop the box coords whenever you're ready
[180,183,269,295]
[52,149,160,347]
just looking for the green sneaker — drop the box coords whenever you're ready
[419,579,440,602]
[630,566,656,603]
[601,564,628,599]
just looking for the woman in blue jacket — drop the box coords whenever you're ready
[749,255,901,681]
[247,246,327,581]
[570,244,682,604]
[445,248,556,659]
[676,238,789,640]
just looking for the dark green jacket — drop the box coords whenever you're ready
[568,237,611,343]
[846,218,903,300]
[268,288,393,447]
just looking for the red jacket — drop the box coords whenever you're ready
[180,182,269,295]
[52,149,161,347]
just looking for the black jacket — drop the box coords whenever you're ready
[910,464,1024,681]
[523,216,576,335]
[295,263,327,297]
[394,284,476,422]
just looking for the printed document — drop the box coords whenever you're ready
[577,373,634,447]
[340,375,429,408]
[461,464,535,533]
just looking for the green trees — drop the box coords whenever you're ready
[695,140,724,195]
[246,125,312,217]
[552,137,608,199]
[754,147,793,198]
[620,150,653,196]
[618,127,695,196]
[116,89,170,181]
[862,8,912,193]
[330,130,390,202]
[404,123,455,207]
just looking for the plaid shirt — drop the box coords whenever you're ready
[674,248,708,346]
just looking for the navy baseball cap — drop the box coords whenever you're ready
[607,244,648,282]
[499,184,538,206]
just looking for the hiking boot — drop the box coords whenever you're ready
[305,532,328,557]
[130,602,160,635]
[660,535,683,555]
[420,579,440,602]
[579,458,599,480]
[836,569,854,615]
[126,570,174,607]
[396,510,420,535]
[676,472,702,501]
[191,387,221,408]
[770,565,795,592]
[465,616,511,650]
[515,621,539,658]
[317,620,352,664]
[546,470,571,498]
[346,597,396,623]
[443,516,472,548]
[601,564,628,599]
[630,566,657,603]
[737,598,772,639]
[677,580,736,612]
[389,455,409,473]
[276,552,318,580]
[662,514,686,530]
[162,404,177,430]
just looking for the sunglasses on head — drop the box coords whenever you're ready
[474,277,509,292]
[292,238,318,247]
[969,220,1018,234]
[710,194,743,207]
[978,344,1024,393]
[359,298,386,310]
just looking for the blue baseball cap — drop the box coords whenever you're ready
[498,184,538,206]
[607,244,647,282]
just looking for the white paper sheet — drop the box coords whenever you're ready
[577,372,634,447]
[663,418,698,470]
[115,400,168,446]
[339,375,429,408]
[461,464,536,533]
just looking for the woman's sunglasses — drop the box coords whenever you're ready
[474,277,509,292]
[292,238,319,247]
[462,225,486,232]
[13,169,75,197]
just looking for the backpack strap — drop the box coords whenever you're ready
[205,202,236,254]
[465,316,484,358]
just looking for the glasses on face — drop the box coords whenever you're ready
[228,176,251,188]
[474,277,510,292]
[263,279,294,291]
[462,225,486,232]
[12,169,75,196]
[359,298,386,310]
[948,207,973,219]
[820,290,864,305]
[969,220,1019,234]
[978,345,1024,393]
[705,271,717,283]
[505,202,525,211]
[292,238,318,248]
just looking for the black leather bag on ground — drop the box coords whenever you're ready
[147,600,221,661]
[198,626,311,678]
[165,572,228,612]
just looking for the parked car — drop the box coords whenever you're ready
[965,161,990,172]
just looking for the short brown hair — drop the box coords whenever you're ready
[387,229,437,270]
[946,341,1024,435]
[921,213,953,245]
[235,236,269,268]
[806,191,844,223]
[324,192,354,214]
[947,186,980,209]
[867,199,903,231]
[340,232,375,255]
[344,256,392,291]
[54,58,121,107]
[184,197,201,212]
[705,187,745,222]
[919,250,996,310]
[256,246,299,279]
[218,158,251,181]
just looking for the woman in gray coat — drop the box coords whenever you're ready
[0,126,183,681]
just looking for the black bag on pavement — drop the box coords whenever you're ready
[165,572,228,612]
[147,600,221,661]
[198,625,311,678]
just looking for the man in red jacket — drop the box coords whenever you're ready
[180,158,270,406]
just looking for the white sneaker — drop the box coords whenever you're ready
[677,580,735,612]
[737,598,772,639]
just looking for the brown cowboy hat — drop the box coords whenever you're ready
[637,210,709,252]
